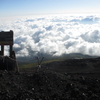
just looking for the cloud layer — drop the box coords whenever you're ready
[0,14,100,59]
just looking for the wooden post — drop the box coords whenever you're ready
[12,51,19,72]
[1,45,4,56]
[10,45,13,58]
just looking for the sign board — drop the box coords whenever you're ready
[0,30,13,45]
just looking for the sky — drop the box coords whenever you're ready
[0,0,100,60]
[0,0,100,17]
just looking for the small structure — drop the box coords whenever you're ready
[0,30,18,71]
[36,56,44,72]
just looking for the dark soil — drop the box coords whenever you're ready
[0,58,100,100]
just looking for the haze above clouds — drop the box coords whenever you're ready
[0,14,100,59]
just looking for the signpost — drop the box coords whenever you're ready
[0,30,13,45]
[0,30,13,57]
[0,30,18,72]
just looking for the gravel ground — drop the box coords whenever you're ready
[0,58,100,100]
[0,70,100,100]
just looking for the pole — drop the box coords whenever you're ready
[1,45,4,56]
[10,45,13,58]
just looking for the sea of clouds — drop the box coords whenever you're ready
[0,14,100,59]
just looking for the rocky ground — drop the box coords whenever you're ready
[0,58,100,100]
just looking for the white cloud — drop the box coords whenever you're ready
[81,30,100,43]
[1,14,100,58]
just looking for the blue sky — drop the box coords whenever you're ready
[0,0,100,17]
